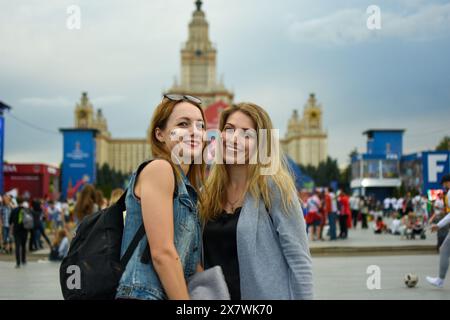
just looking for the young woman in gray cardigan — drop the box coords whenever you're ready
[201,102,314,300]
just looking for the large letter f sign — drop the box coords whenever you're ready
[428,154,448,183]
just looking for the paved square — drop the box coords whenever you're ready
[0,254,449,300]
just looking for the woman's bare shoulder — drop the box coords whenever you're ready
[136,159,175,195]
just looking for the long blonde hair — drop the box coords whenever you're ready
[148,97,207,193]
[200,102,297,222]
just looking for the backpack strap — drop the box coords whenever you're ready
[120,224,146,268]
[116,188,127,212]
[118,159,179,266]
[118,159,165,268]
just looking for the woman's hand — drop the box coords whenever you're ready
[430,224,439,233]
[196,264,204,273]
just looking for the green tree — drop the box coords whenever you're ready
[95,163,129,198]
[339,148,358,191]
[317,157,340,186]
[299,156,341,188]
[436,136,450,151]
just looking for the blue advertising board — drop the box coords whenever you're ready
[60,129,97,199]
[422,151,450,192]
[364,130,404,158]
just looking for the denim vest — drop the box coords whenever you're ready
[116,163,201,300]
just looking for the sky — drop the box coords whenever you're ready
[1,0,450,168]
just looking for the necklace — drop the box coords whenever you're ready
[226,192,245,213]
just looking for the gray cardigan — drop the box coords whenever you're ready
[236,181,314,300]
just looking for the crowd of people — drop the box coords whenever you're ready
[301,188,375,241]
[0,187,124,268]
[299,188,445,244]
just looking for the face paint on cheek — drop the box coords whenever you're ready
[169,128,190,142]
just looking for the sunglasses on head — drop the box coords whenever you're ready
[163,94,202,106]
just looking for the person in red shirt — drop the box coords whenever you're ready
[306,191,322,241]
[374,216,387,234]
[338,191,351,239]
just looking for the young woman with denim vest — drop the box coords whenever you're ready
[201,102,314,300]
[116,94,206,300]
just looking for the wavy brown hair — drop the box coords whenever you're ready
[148,97,207,194]
[74,184,97,222]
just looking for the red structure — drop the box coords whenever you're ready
[204,100,229,130]
[3,163,60,200]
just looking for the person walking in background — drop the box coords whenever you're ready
[318,190,328,241]
[28,200,42,252]
[1,195,13,254]
[55,201,65,230]
[306,190,322,241]
[338,191,351,239]
[383,197,391,218]
[396,196,404,217]
[426,174,450,288]
[326,188,338,241]
[32,200,52,250]
[360,196,369,229]
[350,194,360,229]
[9,200,29,268]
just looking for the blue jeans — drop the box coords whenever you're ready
[2,226,11,244]
[328,212,337,240]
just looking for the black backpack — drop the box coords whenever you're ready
[59,161,150,300]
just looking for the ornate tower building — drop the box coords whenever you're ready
[74,92,95,129]
[166,0,233,107]
[281,93,328,167]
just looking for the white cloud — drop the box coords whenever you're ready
[17,94,125,109]
[18,97,72,108]
[288,9,368,45]
[91,95,126,106]
[383,3,450,41]
[288,3,450,45]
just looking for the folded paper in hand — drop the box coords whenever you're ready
[187,265,231,300]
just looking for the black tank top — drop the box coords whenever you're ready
[203,207,241,300]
